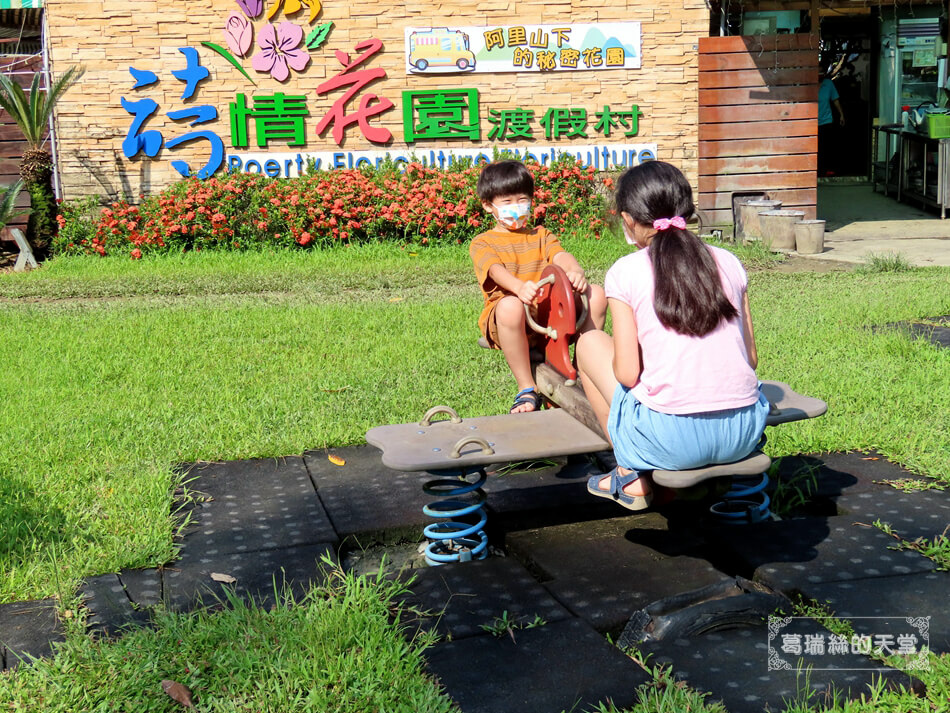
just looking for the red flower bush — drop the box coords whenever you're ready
[54,155,612,257]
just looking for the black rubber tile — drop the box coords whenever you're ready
[0,600,64,670]
[118,567,162,608]
[395,557,571,641]
[708,516,936,594]
[305,445,434,542]
[640,618,925,713]
[889,319,950,349]
[770,453,949,536]
[770,451,932,505]
[162,542,337,612]
[180,456,316,504]
[924,325,950,348]
[176,490,337,557]
[423,618,647,713]
[813,452,922,491]
[177,456,338,554]
[834,485,950,541]
[770,453,867,502]
[506,516,730,633]
[482,456,619,520]
[80,574,150,636]
[807,571,950,654]
[543,556,734,635]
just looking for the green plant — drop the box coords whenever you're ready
[876,477,946,493]
[0,65,83,260]
[479,610,546,641]
[876,523,950,571]
[0,560,457,713]
[789,596,855,640]
[707,235,787,271]
[857,251,912,274]
[490,458,560,477]
[58,155,610,258]
[780,662,844,713]
[592,647,728,713]
[0,178,26,231]
[770,459,822,517]
[51,195,102,253]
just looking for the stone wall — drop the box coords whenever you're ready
[44,0,707,200]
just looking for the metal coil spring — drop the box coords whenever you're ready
[422,467,489,565]
[709,472,772,524]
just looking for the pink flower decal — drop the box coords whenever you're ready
[252,22,310,82]
[224,13,253,57]
[236,0,263,18]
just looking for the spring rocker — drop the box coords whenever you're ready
[366,266,827,565]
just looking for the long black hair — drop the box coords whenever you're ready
[615,161,738,337]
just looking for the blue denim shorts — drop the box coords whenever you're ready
[607,386,770,472]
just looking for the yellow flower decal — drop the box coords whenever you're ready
[267,0,321,23]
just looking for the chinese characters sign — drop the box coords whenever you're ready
[118,3,649,181]
[402,89,643,143]
[122,48,224,179]
[404,23,641,75]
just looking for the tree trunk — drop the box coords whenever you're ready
[21,148,56,262]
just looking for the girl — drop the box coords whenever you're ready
[577,161,769,511]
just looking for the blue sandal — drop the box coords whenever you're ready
[587,466,653,511]
[510,387,542,413]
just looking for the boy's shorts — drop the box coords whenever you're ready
[484,301,547,352]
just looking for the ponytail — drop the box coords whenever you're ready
[615,161,739,337]
[649,226,738,337]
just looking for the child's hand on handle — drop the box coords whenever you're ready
[518,279,539,305]
[565,268,588,294]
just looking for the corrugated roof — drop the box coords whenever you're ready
[0,6,41,55]
[0,8,41,29]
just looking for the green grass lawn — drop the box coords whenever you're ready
[1,243,948,602]
[1,243,949,712]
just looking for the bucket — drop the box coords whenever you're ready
[758,209,805,251]
[731,192,767,241]
[794,220,825,254]
[738,200,782,243]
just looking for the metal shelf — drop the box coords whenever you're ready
[871,127,950,218]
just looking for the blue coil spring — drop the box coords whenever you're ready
[422,467,489,565]
[709,472,772,524]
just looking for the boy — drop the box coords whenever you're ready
[470,160,607,413]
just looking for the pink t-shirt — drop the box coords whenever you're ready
[604,244,759,415]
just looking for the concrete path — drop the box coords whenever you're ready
[807,183,950,267]
[2,446,947,712]
[809,232,950,268]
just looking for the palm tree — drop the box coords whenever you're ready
[0,179,26,230]
[0,65,82,261]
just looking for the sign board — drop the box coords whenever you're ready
[405,23,641,75]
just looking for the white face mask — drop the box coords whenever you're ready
[622,221,637,246]
[494,200,532,229]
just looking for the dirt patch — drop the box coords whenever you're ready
[0,246,17,272]
[768,254,854,273]
[1,249,857,278]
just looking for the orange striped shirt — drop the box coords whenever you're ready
[469,226,564,341]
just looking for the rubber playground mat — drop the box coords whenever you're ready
[1,450,946,713]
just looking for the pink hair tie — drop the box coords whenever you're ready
[652,216,686,231]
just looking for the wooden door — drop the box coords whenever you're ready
[698,34,819,225]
